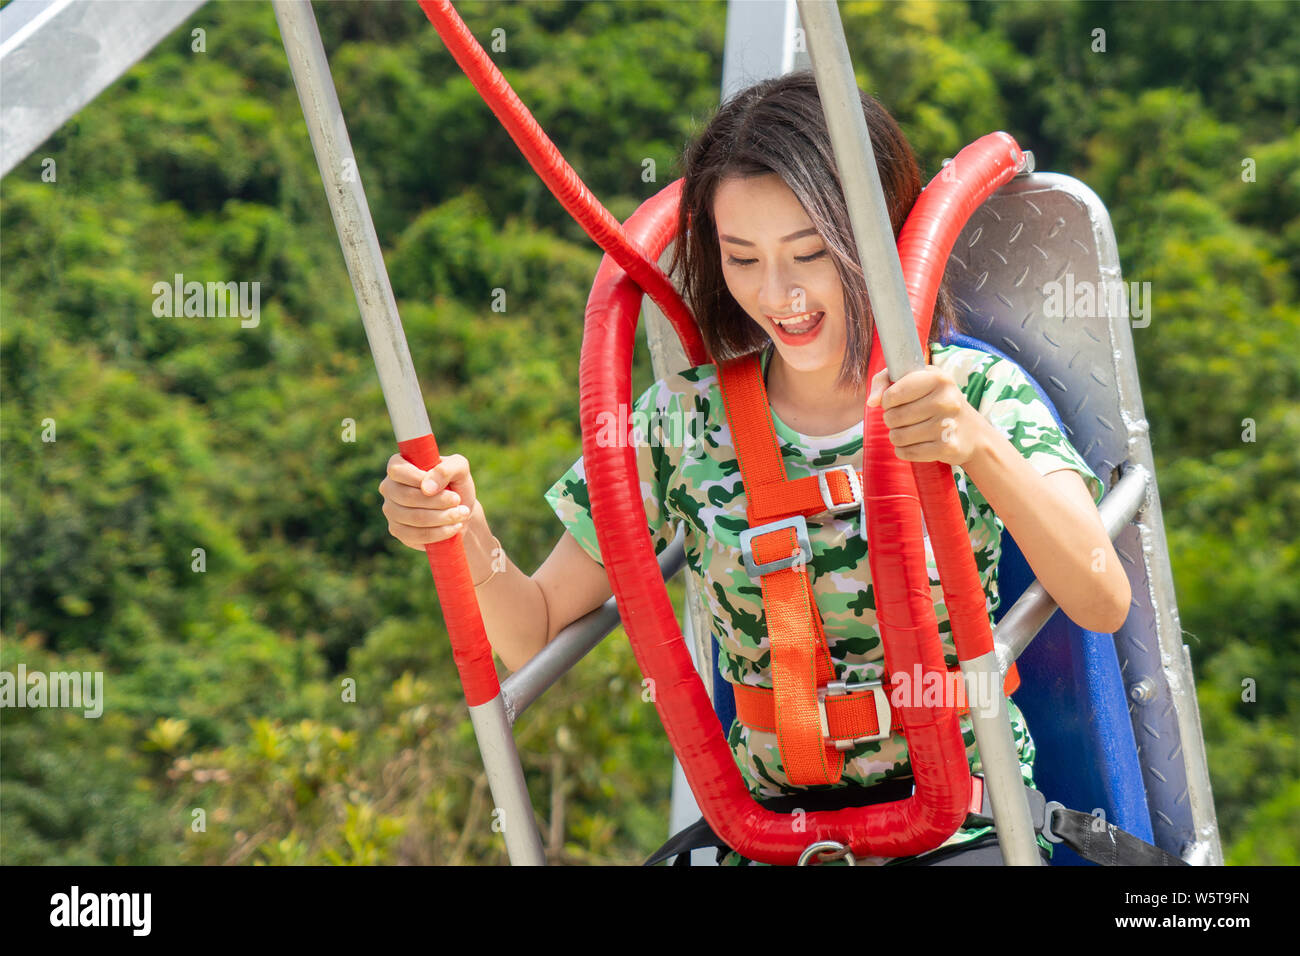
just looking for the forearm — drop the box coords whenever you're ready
[459,501,550,672]
[960,414,1130,633]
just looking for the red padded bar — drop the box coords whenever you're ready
[416,0,707,368]
[398,433,500,707]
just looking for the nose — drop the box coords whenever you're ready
[757,263,805,317]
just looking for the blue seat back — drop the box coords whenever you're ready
[943,332,1154,863]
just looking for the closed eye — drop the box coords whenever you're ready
[727,249,829,267]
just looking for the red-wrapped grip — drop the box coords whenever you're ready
[896,133,1025,664]
[398,433,500,707]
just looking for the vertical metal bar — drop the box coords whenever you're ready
[961,653,1044,862]
[272,0,427,442]
[273,0,545,866]
[794,0,927,382]
[795,0,1041,865]
[1103,258,1224,864]
[721,0,809,105]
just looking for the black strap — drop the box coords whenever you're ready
[644,777,1187,866]
[644,816,723,867]
[1047,807,1188,866]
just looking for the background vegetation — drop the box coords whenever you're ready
[2,0,1295,865]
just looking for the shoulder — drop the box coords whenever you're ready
[929,343,1040,411]
[662,361,722,396]
[636,362,724,421]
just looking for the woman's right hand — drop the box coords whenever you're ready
[379,452,479,550]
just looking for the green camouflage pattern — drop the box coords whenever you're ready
[545,343,1103,864]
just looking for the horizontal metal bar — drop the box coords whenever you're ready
[500,526,689,723]
[994,464,1150,674]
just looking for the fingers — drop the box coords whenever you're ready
[879,366,950,410]
[383,453,472,498]
[888,440,948,463]
[868,367,925,410]
[868,368,928,409]
[379,477,461,510]
[381,485,471,548]
[386,453,429,488]
[880,401,932,429]
[866,367,892,407]
[380,452,475,550]
[382,496,471,529]
[419,453,471,495]
[384,452,471,493]
[886,420,942,449]
[388,518,469,550]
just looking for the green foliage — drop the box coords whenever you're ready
[2,0,1296,865]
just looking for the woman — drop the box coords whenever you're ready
[378,71,1130,865]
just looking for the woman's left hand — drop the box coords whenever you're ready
[866,365,987,467]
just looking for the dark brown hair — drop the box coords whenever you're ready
[668,70,962,390]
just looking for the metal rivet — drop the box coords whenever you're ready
[1129,677,1157,704]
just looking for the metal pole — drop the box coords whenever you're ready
[994,466,1149,673]
[273,0,545,866]
[794,2,926,382]
[0,0,210,178]
[501,529,688,722]
[796,0,1041,865]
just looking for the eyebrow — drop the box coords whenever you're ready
[718,227,819,247]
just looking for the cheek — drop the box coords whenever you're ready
[722,274,749,306]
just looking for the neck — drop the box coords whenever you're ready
[764,344,867,432]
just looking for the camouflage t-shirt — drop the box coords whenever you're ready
[545,342,1104,864]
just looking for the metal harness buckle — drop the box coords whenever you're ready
[816,465,862,516]
[816,679,893,750]
[738,514,812,578]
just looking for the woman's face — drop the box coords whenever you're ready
[713,173,848,382]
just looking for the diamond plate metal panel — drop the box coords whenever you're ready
[949,172,1222,863]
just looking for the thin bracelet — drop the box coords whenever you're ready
[471,534,505,588]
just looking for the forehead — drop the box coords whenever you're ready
[713,174,812,236]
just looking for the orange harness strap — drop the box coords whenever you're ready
[717,352,1018,787]
[733,662,1021,746]
[717,352,858,785]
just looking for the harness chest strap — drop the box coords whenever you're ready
[716,352,1018,786]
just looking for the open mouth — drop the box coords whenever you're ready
[771,311,825,341]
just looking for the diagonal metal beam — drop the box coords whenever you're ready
[1,0,208,179]
[273,0,545,866]
[796,0,1042,866]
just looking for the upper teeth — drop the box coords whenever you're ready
[776,313,818,326]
